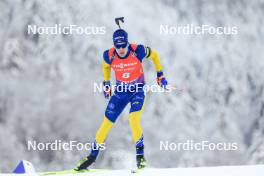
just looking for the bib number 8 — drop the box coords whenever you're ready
[122,72,130,78]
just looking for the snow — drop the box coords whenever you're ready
[1,165,264,176]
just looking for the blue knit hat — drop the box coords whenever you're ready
[113,29,128,48]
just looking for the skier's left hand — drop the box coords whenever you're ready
[157,71,168,89]
[103,80,112,99]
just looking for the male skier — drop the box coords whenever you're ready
[75,19,168,170]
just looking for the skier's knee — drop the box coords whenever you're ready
[105,111,118,123]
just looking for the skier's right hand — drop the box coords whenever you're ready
[103,80,112,99]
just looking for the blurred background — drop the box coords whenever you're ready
[0,0,264,172]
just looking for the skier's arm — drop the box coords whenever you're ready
[102,60,111,81]
[102,50,112,98]
[147,48,163,72]
[146,47,168,88]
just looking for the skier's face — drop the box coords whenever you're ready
[115,44,128,57]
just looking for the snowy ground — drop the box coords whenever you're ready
[1,164,264,176]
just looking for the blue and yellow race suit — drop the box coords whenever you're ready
[92,43,163,157]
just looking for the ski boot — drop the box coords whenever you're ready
[136,155,147,169]
[74,155,96,171]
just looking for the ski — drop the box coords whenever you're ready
[40,169,107,175]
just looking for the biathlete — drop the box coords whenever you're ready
[75,18,168,170]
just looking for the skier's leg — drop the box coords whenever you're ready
[129,91,147,169]
[90,116,114,158]
[129,107,147,169]
[75,116,114,171]
[129,108,144,143]
[75,93,128,170]
[95,116,113,144]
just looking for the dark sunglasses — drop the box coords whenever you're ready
[115,43,127,49]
